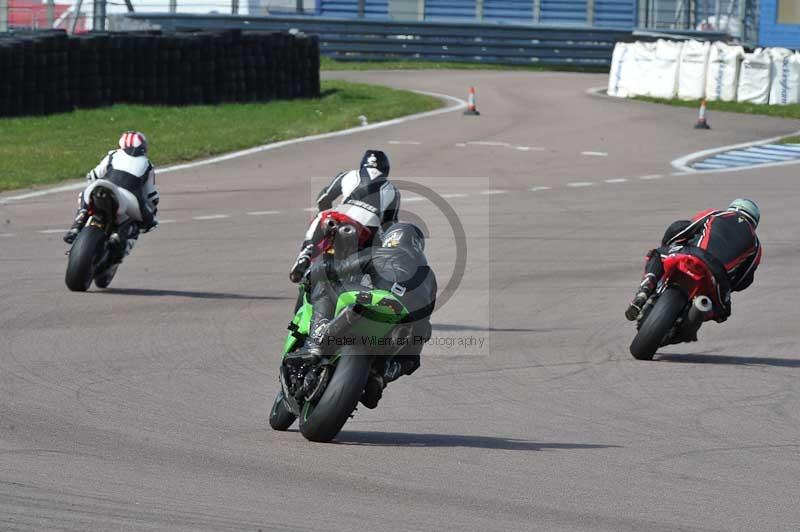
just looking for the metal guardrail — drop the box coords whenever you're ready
[122,13,728,66]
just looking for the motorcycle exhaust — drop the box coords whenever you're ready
[693,296,713,313]
[686,295,712,330]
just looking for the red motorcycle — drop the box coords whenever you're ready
[630,252,725,360]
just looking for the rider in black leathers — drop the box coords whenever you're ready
[305,222,437,408]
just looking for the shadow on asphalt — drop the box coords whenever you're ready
[101,288,290,301]
[657,353,800,368]
[433,323,552,333]
[334,431,620,451]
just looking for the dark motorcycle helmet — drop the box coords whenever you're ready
[380,222,425,253]
[662,219,692,246]
[360,149,390,176]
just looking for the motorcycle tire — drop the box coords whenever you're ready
[630,287,688,361]
[94,263,119,289]
[299,349,371,443]
[65,226,106,292]
[268,390,296,431]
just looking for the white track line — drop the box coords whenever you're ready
[0,89,467,206]
[247,210,281,216]
[0,233,15,237]
[639,174,662,180]
[388,140,422,145]
[403,197,429,203]
[605,178,628,183]
[302,207,318,212]
[581,151,608,157]
[479,189,508,195]
[440,193,469,199]
[37,229,66,234]
[567,182,594,187]
[158,219,177,224]
[530,186,551,192]
[193,214,229,221]
[467,141,510,147]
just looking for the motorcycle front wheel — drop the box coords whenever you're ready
[269,390,297,431]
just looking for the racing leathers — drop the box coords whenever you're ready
[64,150,159,262]
[304,223,436,406]
[289,165,400,283]
[626,208,761,321]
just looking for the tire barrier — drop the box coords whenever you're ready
[0,29,320,118]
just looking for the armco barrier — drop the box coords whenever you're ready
[0,29,320,118]
[120,13,727,67]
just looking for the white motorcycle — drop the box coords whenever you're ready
[64,180,144,292]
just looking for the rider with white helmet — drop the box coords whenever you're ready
[64,131,159,263]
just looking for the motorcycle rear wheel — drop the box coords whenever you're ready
[298,349,371,443]
[65,226,106,292]
[630,288,687,361]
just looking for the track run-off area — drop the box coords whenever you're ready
[1,70,799,531]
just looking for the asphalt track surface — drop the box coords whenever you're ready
[1,71,799,531]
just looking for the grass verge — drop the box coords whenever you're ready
[0,80,442,192]
[320,56,607,73]
[633,95,800,120]
[633,95,800,145]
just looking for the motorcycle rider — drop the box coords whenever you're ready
[625,198,762,322]
[304,222,437,408]
[289,149,399,283]
[63,131,159,263]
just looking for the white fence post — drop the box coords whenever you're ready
[587,0,595,25]
[532,0,540,23]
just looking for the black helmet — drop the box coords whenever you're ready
[381,222,425,253]
[360,149,390,176]
[662,220,691,246]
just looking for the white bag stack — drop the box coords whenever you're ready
[768,48,800,105]
[705,42,744,102]
[648,39,684,99]
[678,40,710,100]
[737,49,772,104]
[630,41,657,97]
[607,42,636,97]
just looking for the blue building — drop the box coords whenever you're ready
[759,0,800,48]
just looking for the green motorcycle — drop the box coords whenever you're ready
[269,214,411,443]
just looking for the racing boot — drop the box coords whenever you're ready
[63,209,88,244]
[289,243,316,283]
[625,273,657,321]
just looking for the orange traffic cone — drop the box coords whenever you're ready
[464,87,480,116]
[694,99,710,129]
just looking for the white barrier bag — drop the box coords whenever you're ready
[608,42,635,97]
[631,41,657,97]
[768,48,800,105]
[648,39,683,99]
[705,42,744,102]
[678,40,710,100]
[737,49,772,104]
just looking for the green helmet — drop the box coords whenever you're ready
[728,198,760,227]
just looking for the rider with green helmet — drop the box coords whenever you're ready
[626,199,762,322]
